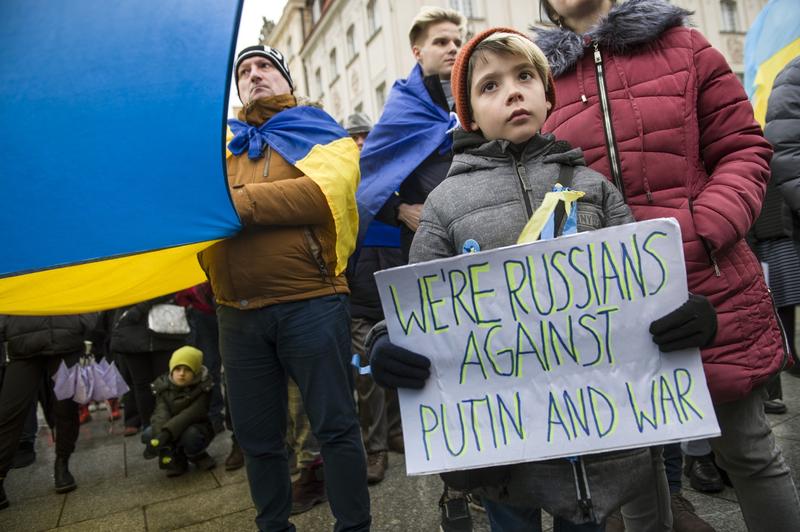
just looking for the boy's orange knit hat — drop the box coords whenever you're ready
[451,27,557,131]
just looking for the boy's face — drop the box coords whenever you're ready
[171,365,195,386]
[413,21,462,80]
[468,51,551,145]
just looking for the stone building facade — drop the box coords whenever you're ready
[261,0,767,122]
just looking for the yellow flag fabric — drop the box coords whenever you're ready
[517,190,585,244]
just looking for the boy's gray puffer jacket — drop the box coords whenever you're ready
[409,130,650,524]
[410,132,633,263]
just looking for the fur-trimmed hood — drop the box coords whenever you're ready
[534,0,691,77]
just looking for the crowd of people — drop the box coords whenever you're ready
[1,0,800,531]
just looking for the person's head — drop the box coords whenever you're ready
[169,346,203,387]
[452,28,556,145]
[344,112,373,150]
[235,45,294,105]
[408,7,466,79]
[540,0,615,33]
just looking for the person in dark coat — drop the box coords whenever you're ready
[762,55,800,379]
[0,313,98,509]
[146,346,216,477]
[345,111,405,485]
[110,295,187,450]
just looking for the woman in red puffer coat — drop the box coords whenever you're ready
[536,1,799,531]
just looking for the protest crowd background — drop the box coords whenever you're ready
[2,0,800,531]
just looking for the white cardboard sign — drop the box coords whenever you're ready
[375,218,720,475]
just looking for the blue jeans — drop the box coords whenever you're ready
[484,500,605,532]
[188,309,224,427]
[218,295,370,532]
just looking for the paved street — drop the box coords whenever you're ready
[3,373,800,531]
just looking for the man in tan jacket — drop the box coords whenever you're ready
[199,45,370,532]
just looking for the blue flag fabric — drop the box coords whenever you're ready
[0,0,243,314]
[228,106,349,162]
[355,64,457,235]
[743,0,800,125]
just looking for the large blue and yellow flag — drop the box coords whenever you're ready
[356,64,457,238]
[744,0,800,126]
[228,105,360,275]
[0,0,244,314]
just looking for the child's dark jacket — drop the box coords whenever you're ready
[150,367,213,439]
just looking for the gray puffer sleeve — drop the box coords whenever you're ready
[408,199,455,264]
[765,57,800,214]
[600,177,635,227]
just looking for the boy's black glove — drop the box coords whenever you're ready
[649,293,717,352]
[370,334,431,389]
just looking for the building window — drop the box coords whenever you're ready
[329,48,339,81]
[315,67,323,98]
[367,0,380,35]
[375,82,386,110]
[355,102,363,113]
[720,1,738,32]
[347,25,357,59]
[450,0,474,19]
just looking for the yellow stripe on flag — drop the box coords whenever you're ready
[517,190,585,244]
[752,38,800,126]
[296,137,360,276]
[0,240,219,315]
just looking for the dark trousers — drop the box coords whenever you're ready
[663,443,683,494]
[484,500,605,532]
[188,309,224,426]
[0,352,80,477]
[120,351,171,427]
[218,295,371,532]
[116,354,141,428]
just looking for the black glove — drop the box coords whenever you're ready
[370,333,431,389]
[150,430,172,448]
[649,294,717,352]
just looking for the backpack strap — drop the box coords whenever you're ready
[553,164,576,238]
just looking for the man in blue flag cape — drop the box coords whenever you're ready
[354,6,479,530]
[207,45,370,532]
[356,7,464,262]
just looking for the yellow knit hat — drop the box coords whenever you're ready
[169,346,203,374]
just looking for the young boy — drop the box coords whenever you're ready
[368,28,658,529]
[148,346,216,476]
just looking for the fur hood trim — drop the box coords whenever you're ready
[534,0,691,77]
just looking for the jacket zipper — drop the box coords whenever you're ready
[568,456,595,521]
[513,156,534,217]
[304,227,331,281]
[767,288,793,370]
[262,145,271,178]
[592,43,625,201]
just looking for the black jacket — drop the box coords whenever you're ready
[0,314,97,359]
[761,56,800,244]
[348,246,405,321]
[110,295,187,354]
[150,366,213,439]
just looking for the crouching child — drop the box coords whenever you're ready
[147,346,216,476]
[367,28,667,530]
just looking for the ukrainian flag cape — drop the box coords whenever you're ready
[0,0,243,315]
[228,106,360,276]
[744,0,800,126]
[356,64,457,239]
